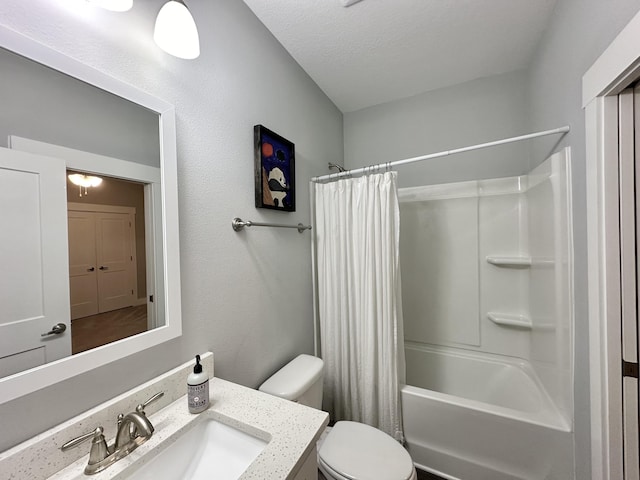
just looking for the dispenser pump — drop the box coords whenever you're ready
[193,354,202,374]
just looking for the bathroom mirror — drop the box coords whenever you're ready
[0,26,182,403]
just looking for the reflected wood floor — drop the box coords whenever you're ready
[71,305,147,354]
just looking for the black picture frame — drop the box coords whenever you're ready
[254,125,296,212]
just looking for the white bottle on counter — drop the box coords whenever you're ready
[187,354,209,413]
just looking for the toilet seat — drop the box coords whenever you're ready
[318,421,416,480]
[318,455,354,480]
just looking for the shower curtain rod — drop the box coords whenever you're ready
[311,126,570,183]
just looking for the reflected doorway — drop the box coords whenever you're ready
[66,170,149,352]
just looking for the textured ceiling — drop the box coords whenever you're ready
[241,0,558,113]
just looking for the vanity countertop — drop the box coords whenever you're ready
[49,377,329,480]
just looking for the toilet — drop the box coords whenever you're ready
[259,354,417,480]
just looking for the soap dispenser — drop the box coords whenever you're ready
[187,355,209,413]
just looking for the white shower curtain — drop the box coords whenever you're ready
[314,171,405,442]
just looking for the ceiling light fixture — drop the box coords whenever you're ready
[86,0,133,12]
[68,174,103,197]
[154,0,200,59]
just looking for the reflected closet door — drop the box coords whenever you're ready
[95,212,136,313]
[68,210,99,320]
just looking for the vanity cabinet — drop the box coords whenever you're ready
[292,446,319,480]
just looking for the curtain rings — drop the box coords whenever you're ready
[360,163,393,177]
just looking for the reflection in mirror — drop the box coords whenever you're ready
[66,171,151,355]
[0,25,181,403]
[1,138,165,379]
[0,46,160,166]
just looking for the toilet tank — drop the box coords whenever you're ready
[259,354,324,409]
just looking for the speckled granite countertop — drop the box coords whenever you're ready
[48,378,329,480]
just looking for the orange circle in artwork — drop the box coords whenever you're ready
[262,142,274,157]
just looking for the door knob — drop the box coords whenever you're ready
[41,323,67,337]
[99,266,108,270]
[88,266,95,272]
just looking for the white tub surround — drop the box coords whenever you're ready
[399,149,574,479]
[404,343,568,429]
[0,353,329,480]
[399,149,573,421]
[403,344,572,480]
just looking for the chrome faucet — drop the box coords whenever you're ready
[61,392,164,475]
[114,410,155,455]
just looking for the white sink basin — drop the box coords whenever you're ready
[126,419,268,480]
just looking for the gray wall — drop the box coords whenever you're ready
[0,48,160,167]
[527,1,640,479]
[344,69,530,188]
[0,0,342,451]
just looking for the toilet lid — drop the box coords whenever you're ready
[318,421,414,480]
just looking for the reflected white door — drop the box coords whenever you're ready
[68,207,136,318]
[68,211,98,319]
[96,212,135,312]
[0,147,71,377]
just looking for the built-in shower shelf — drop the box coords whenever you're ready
[487,312,532,329]
[486,255,532,267]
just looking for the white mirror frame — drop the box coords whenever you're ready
[0,25,182,404]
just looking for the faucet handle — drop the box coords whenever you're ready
[61,426,110,464]
[61,426,104,451]
[136,391,164,415]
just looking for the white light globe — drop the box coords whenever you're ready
[86,0,133,12]
[154,1,200,59]
[68,174,103,188]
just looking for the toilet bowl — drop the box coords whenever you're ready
[259,354,417,480]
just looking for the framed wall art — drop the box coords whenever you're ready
[254,125,295,212]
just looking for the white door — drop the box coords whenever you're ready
[68,211,99,320]
[0,147,71,377]
[96,212,135,312]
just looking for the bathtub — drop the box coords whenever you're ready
[402,343,572,480]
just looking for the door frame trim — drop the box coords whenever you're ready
[584,9,640,480]
[68,203,136,215]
